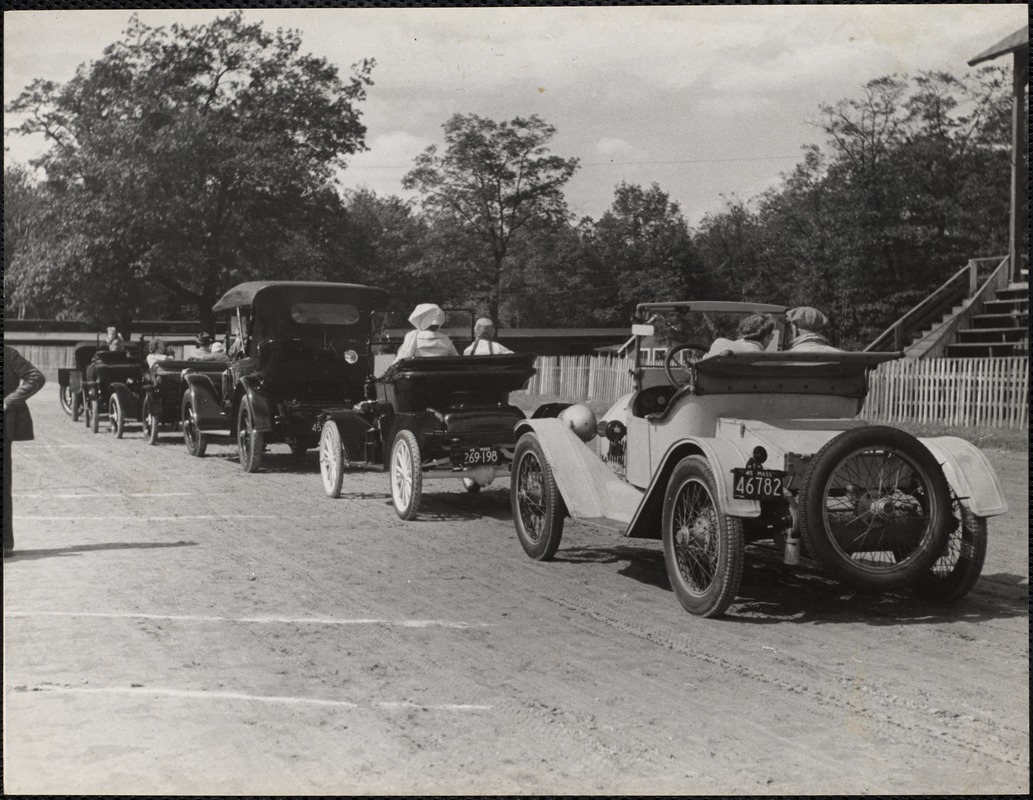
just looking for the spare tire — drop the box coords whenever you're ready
[799,426,951,590]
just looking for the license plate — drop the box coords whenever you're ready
[461,447,500,466]
[732,467,786,500]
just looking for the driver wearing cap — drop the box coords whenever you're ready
[785,307,840,352]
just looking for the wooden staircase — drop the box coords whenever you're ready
[946,282,1029,358]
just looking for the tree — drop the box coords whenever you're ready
[5,12,374,330]
[402,113,579,321]
[592,182,703,318]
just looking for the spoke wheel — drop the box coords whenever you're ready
[181,394,207,457]
[237,399,265,473]
[319,422,345,499]
[799,426,950,590]
[390,429,423,520]
[60,385,75,416]
[511,433,565,560]
[913,497,987,603]
[142,397,160,445]
[662,455,744,617]
[108,394,125,439]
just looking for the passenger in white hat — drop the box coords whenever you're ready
[393,303,459,362]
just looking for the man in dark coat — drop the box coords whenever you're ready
[4,346,46,555]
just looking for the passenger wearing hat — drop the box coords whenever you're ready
[464,318,514,356]
[187,332,214,360]
[106,326,125,353]
[786,307,840,352]
[705,314,776,358]
[394,304,459,362]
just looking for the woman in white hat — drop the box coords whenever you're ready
[393,303,459,362]
[464,318,514,355]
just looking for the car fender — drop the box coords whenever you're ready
[108,382,139,418]
[237,375,274,433]
[320,407,377,462]
[182,372,226,431]
[918,436,1008,517]
[514,418,644,525]
[624,437,761,540]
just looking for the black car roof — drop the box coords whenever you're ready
[212,281,389,313]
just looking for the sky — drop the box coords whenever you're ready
[3,5,1027,226]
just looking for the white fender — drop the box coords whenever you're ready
[515,419,644,524]
[919,436,1008,517]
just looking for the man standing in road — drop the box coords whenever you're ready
[4,346,46,556]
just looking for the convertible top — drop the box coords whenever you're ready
[212,281,388,313]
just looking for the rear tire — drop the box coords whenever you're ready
[390,429,423,520]
[799,426,951,590]
[511,433,565,560]
[108,394,125,439]
[319,422,345,499]
[237,398,265,473]
[142,397,160,445]
[914,499,987,603]
[60,385,74,416]
[181,394,207,457]
[662,455,744,617]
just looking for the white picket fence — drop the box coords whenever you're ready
[522,354,1029,430]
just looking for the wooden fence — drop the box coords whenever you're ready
[522,354,1029,429]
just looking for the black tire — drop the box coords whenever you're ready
[462,477,481,493]
[799,426,952,590]
[72,391,84,422]
[89,397,100,434]
[181,394,207,457]
[108,394,125,439]
[662,455,744,618]
[237,398,265,473]
[390,429,423,520]
[914,499,987,603]
[319,422,345,499]
[142,397,160,446]
[511,433,565,560]
[60,385,75,416]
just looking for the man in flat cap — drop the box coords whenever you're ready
[786,307,840,352]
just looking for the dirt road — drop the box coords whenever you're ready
[3,388,1028,794]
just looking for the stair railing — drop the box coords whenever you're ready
[865,256,1006,353]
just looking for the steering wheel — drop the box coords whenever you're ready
[663,342,709,388]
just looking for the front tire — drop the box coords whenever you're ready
[799,426,951,590]
[181,394,207,457]
[237,398,265,473]
[108,394,125,439]
[142,397,160,445]
[319,422,345,499]
[88,397,100,434]
[390,429,423,520]
[662,455,744,617]
[913,499,987,603]
[511,433,565,560]
[72,391,84,422]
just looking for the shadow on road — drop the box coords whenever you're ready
[5,541,198,562]
[401,489,514,523]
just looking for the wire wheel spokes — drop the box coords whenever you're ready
[393,437,413,508]
[516,451,546,544]
[672,478,719,595]
[822,447,932,571]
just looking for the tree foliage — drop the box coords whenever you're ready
[403,113,580,321]
[5,12,373,330]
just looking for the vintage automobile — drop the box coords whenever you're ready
[122,354,227,444]
[58,340,147,434]
[181,281,389,470]
[510,301,1008,617]
[317,309,537,520]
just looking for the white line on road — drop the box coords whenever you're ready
[15,685,492,712]
[13,515,335,521]
[16,493,193,499]
[5,610,492,629]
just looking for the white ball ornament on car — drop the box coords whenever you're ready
[558,404,597,442]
